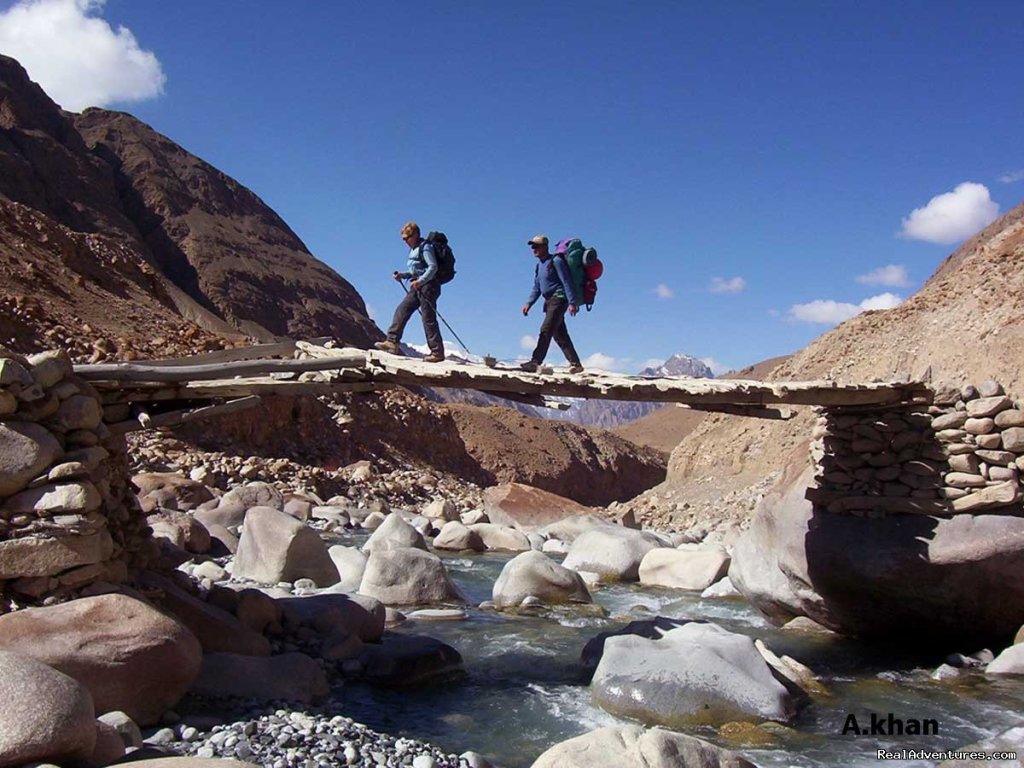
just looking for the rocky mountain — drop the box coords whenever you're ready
[639,353,713,378]
[619,199,1024,533]
[552,353,714,429]
[0,54,380,356]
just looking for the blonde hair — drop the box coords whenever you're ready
[400,221,420,239]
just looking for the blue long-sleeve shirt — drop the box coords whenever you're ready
[525,254,578,307]
[404,240,437,283]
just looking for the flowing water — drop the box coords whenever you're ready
[331,538,1024,767]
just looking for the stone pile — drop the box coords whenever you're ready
[0,348,148,608]
[813,380,1024,515]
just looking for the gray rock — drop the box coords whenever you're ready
[327,545,368,592]
[432,521,484,552]
[234,506,339,587]
[492,550,591,608]
[591,621,795,726]
[987,643,1024,675]
[358,548,464,606]
[0,421,63,497]
[563,526,665,581]
[638,547,730,591]
[97,710,143,749]
[357,633,463,686]
[0,651,96,767]
[467,522,531,552]
[532,724,756,768]
[362,513,427,554]
[966,396,1013,419]
[220,482,284,511]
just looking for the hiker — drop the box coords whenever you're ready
[375,221,445,362]
[520,234,584,374]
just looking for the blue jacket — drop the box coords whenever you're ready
[403,240,437,283]
[525,254,578,307]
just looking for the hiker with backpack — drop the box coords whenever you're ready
[520,234,585,374]
[375,221,451,362]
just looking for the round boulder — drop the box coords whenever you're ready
[590,621,796,726]
[233,506,339,587]
[0,650,96,767]
[358,548,465,606]
[0,594,202,726]
[492,550,592,609]
[563,527,666,581]
[532,724,756,768]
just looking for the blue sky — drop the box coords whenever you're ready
[2,0,1023,373]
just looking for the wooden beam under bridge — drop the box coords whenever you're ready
[75,342,933,416]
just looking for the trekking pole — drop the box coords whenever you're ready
[397,278,473,356]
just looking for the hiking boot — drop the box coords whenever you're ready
[519,360,540,372]
[374,340,401,354]
[423,353,445,363]
[568,363,584,374]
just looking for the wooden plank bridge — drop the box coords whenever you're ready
[74,340,933,434]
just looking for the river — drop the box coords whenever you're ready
[331,540,1024,767]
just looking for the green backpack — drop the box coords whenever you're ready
[554,238,601,309]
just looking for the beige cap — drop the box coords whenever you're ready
[527,234,549,247]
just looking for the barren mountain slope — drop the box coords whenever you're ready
[622,201,1024,532]
[72,108,380,346]
[0,54,380,352]
[614,355,791,453]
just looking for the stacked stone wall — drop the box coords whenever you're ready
[0,349,148,609]
[813,380,1024,516]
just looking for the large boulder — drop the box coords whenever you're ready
[537,514,615,544]
[0,594,202,726]
[532,724,756,768]
[277,592,385,643]
[219,481,284,511]
[0,651,96,768]
[233,506,339,587]
[432,520,484,552]
[190,652,328,704]
[730,463,1024,643]
[987,644,1024,675]
[467,522,531,552]
[356,633,463,686]
[135,572,271,656]
[482,483,595,532]
[492,550,592,608]
[590,621,796,726]
[639,546,731,591]
[563,527,666,581]
[361,512,427,553]
[358,548,465,606]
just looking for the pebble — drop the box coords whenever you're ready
[152,705,472,768]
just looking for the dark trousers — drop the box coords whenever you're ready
[387,281,443,356]
[531,296,581,365]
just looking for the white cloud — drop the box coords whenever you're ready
[856,264,911,288]
[999,169,1024,184]
[519,335,536,351]
[710,276,746,294]
[699,357,730,375]
[0,0,166,111]
[640,358,664,371]
[653,284,674,300]
[899,182,1000,245]
[365,303,377,321]
[788,293,903,324]
[582,352,618,371]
